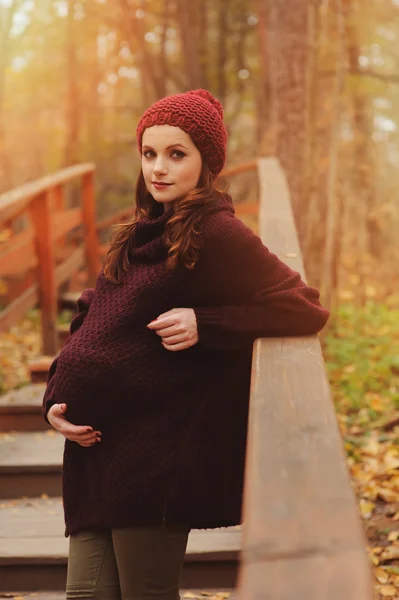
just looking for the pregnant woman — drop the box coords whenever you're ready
[43,89,329,600]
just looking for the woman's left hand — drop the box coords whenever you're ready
[147,308,198,351]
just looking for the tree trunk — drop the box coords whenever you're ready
[343,0,378,303]
[264,0,310,230]
[319,0,345,309]
[175,0,202,89]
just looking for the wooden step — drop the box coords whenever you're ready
[28,356,55,384]
[0,592,237,600]
[0,384,48,431]
[0,497,241,591]
[0,431,63,498]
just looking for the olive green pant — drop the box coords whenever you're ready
[66,526,190,600]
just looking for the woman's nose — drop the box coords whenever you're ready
[153,157,168,176]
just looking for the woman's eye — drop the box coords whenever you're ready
[171,150,185,159]
[143,150,155,159]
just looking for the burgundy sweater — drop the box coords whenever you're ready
[42,196,329,535]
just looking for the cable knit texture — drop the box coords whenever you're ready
[136,89,228,176]
[42,196,329,536]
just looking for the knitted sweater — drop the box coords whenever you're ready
[42,196,329,536]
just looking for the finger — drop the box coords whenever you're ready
[147,315,178,330]
[154,325,182,338]
[67,434,101,444]
[160,333,187,345]
[64,431,100,443]
[162,340,192,352]
[75,440,98,447]
[61,423,97,436]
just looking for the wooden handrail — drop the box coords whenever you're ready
[0,163,95,222]
[0,165,99,354]
[236,158,373,599]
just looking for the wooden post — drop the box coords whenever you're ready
[81,171,99,287]
[29,191,58,356]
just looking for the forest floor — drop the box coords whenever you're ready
[0,298,398,599]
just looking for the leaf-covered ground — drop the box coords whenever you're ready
[0,299,398,598]
[324,297,399,598]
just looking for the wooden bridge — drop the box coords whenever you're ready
[0,159,373,599]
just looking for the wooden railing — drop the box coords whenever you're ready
[236,158,373,600]
[0,164,99,354]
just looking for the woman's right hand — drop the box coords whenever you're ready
[47,403,102,447]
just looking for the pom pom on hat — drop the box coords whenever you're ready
[186,89,224,118]
[136,89,227,176]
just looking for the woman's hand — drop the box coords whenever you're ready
[147,308,199,351]
[47,404,101,447]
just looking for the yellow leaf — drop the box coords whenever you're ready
[380,585,397,597]
[375,567,389,584]
[183,594,197,599]
[388,531,399,542]
[360,499,375,519]
[381,547,399,562]
[370,553,380,566]
[377,487,399,503]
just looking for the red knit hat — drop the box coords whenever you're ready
[136,89,228,176]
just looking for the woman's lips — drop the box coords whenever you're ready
[152,182,173,190]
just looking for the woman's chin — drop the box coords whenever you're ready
[152,195,177,205]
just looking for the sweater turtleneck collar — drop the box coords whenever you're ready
[128,194,234,263]
[129,205,174,262]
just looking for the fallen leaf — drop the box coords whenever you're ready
[360,499,375,519]
[380,584,397,597]
[380,547,399,562]
[375,567,389,584]
[376,487,399,504]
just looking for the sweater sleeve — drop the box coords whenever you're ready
[193,215,329,350]
[42,287,95,422]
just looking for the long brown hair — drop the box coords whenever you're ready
[102,162,227,284]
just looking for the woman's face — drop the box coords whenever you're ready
[141,125,202,206]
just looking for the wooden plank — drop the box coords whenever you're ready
[237,158,373,600]
[0,497,241,562]
[0,431,63,471]
[0,164,95,223]
[238,555,373,600]
[54,247,84,288]
[235,202,258,217]
[52,207,83,242]
[220,160,257,178]
[0,283,39,333]
[30,191,58,355]
[0,228,37,276]
[0,383,46,411]
[81,172,100,286]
